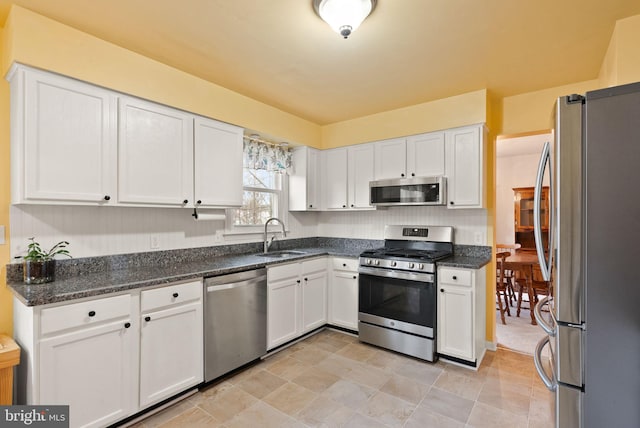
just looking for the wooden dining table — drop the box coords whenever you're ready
[503,252,540,325]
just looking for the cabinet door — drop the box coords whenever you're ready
[446,126,483,208]
[118,96,193,205]
[194,117,243,207]
[18,67,116,204]
[348,145,374,209]
[289,147,321,211]
[301,270,327,333]
[407,132,445,178]
[437,286,474,360]
[139,301,203,408]
[374,138,407,180]
[323,148,348,209]
[39,320,137,428]
[267,278,299,349]
[329,271,359,331]
[307,148,321,210]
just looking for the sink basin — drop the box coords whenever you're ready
[256,250,306,258]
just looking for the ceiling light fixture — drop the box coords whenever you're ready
[312,0,377,39]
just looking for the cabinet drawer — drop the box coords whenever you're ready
[40,294,132,336]
[141,280,202,313]
[268,262,300,282]
[331,257,359,272]
[439,268,472,287]
[302,257,328,275]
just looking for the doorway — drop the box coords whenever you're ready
[495,130,551,355]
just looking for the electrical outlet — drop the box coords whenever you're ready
[473,232,484,245]
[213,230,224,244]
[150,234,160,249]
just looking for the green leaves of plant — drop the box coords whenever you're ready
[24,237,72,261]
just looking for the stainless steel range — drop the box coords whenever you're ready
[358,225,454,362]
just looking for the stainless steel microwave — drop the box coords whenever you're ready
[369,176,446,206]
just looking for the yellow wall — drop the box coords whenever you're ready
[0,22,11,335]
[500,79,600,136]
[3,6,322,148]
[321,90,487,149]
[602,14,640,86]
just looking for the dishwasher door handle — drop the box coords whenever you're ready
[206,276,266,292]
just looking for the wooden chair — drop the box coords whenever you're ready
[515,264,552,316]
[496,251,512,324]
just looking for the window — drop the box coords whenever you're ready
[227,137,291,232]
[233,168,285,226]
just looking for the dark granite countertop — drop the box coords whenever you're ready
[7,238,491,307]
[7,243,366,307]
[436,254,491,269]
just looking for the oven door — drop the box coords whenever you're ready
[358,267,436,338]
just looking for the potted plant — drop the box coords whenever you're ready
[23,238,71,284]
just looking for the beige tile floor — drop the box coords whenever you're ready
[131,329,554,428]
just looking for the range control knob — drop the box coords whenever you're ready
[390,261,397,267]
[408,263,415,269]
[366,259,372,265]
[418,263,424,270]
[374,260,380,266]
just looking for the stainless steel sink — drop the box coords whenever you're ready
[255,250,306,258]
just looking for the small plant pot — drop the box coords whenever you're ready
[23,259,56,284]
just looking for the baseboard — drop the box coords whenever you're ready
[485,340,498,351]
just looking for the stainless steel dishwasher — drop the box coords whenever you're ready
[204,268,267,382]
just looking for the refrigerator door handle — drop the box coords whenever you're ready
[534,296,557,336]
[534,140,553,281]
[534,335,557,392]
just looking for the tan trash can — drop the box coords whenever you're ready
[0,335,20,405]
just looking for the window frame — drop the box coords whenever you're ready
[225,169,289,236]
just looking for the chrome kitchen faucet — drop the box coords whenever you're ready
[263,217,286,253]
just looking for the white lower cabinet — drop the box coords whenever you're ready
[328,257,359,331]
[437,266,486,365]
[39,312,137,428]
[13,280,203,428]
[139,281,203,408]
[267,258,327,349]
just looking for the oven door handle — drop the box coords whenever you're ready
[358,266,434,283]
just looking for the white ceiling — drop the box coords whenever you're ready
[1,0,640,125]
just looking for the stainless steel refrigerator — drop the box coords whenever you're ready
[532,82,640,427]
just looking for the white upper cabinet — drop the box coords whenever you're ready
[9,64,117,204]
[373,131,446,181]
[193,117,243,208]
[348,144,375,209]
[8,65,244,209]
[406,132,445,178]
[118,96,194,206]
[322,144,374,211]
[289,146,322,211]
[373,137,407,180]
[445,125,485,209]
[323,148,348,209]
